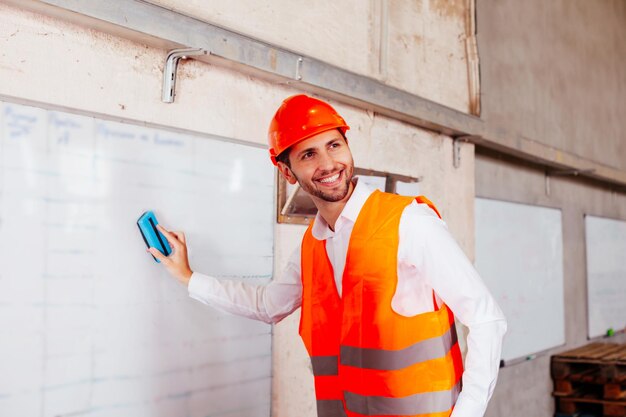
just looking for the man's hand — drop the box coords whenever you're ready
[147,224,193,286]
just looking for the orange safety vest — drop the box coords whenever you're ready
[300,191,464,417]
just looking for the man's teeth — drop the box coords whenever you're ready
[319,173,340,183]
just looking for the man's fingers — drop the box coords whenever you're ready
[157,225,187,247]
[148,247,169,263]
[156,224,181,249]
[171,231,186,244]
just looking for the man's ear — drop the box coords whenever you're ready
[277,161,298,185]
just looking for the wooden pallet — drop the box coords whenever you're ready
[553,343,626,383]
[553,380,626,400]
[555,413,603,417]
[552,343,626,416]
[556,396,626,416]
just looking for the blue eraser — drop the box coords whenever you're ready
[137,211,172,263]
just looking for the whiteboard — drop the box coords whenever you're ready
[585,215,626,339]
[475,198,565,362]
[0,101,274,417]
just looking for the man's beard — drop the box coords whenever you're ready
[295,164,354,203]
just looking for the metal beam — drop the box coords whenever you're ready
[472,132,626,188]
[5,0,483,139]
[6,0,626,189]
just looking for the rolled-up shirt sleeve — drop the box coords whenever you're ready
[187,246,303,324]
[404,205,507,417]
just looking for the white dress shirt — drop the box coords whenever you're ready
[188,179,507,417]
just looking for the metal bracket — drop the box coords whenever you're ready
[295,57,304,81]
[162,48,207,103]
[453,136,472,169]
[545,168,596,196]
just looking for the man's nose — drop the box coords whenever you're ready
[318,150,335,171]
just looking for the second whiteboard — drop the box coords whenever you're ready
[475,198,565,362]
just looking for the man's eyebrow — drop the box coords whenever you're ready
[296,147,316,157]
[297,138,343,157]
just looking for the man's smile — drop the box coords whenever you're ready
[316,171,342,186]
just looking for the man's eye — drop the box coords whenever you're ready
[302,152,314,159]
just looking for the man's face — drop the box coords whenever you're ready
[278,129,354,203]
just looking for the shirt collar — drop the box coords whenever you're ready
[311,177,375,240]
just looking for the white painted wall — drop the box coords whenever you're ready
[0,3,475,416]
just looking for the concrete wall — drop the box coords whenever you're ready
[477,0,626,171]
[144,0,474,113]
[477,2,626,415]
[477,152,626,417]
[0,3,475,417]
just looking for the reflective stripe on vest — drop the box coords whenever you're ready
[311,323,458,375]
[317,400,348,417]
[312,355,339,376]
[344,382,461,416]
[340,324,458,371]
[300,191,464,417]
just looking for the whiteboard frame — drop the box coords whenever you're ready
[0,93,267,152]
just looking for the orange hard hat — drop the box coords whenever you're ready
[268,94,350,165]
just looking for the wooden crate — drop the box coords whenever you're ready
[552,343,626,416]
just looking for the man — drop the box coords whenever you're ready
[149,94,507,417]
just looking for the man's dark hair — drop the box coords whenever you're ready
[275,148,292,168]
